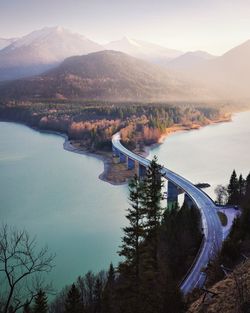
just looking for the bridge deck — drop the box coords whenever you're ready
[112,133,223,294]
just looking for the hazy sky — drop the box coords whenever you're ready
[0,0,250,54]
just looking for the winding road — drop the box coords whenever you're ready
[112,133,223,295]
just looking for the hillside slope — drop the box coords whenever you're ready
[174,40,250,100]
[189,261,250,313]
[167,51,217,70]
[0,50,211,102]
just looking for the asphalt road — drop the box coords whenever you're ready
[112,133,223,294]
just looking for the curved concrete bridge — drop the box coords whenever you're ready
[112,133,223,295]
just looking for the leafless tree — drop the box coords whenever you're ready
[214,185,228,205]
[0,224,55,313]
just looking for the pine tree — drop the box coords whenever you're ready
[238,174,245,199]
[102,264,115,313]
[64,284,82,313]
[227,170,239,205]
[118,174,145,282]
[137,157,165,313]
[117,174,147,312]
[94,278,103,313]
[244,172,250,204]
[33,290,48,313]
[141,156,164,270]
[241,173,250,235]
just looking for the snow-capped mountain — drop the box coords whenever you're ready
[0,38,17,50]
[0,27,103,80]
[105,36,182,64]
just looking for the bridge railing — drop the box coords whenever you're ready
[112,132,217,294]
[179,234,206,292]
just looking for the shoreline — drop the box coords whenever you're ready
[157,115,232,146]
[62,114,232,185]
[63,138,128,186]
[0,114,232,186]
[141,115,232,159]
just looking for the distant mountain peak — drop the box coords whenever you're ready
[0,37,17,50]
[105,37,182,63]
[120,36,142,47]
[0,27,103,81]
[1,49,203,102]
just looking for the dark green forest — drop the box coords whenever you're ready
[196,170,250,290]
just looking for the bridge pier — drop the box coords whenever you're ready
[184,193,194,209]
[112,145,120,157]
[127,157,135,170]
[138,163,147,178]
[119,152,127,163]
[167,181,178,209]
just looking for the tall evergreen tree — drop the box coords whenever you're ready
[238,174,245,199]
[137,157,166,313]
[227,170,239,205]
[118,174,146,313]
[64,284,82,313]
[241,173,250,235]
[141,156,164,270]
[118,174,145,282]
[102,264,115,313]
[33,290,48,313]
[93,278,103,313]
[244,172,250,204]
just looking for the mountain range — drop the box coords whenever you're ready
[175,40,250,99]
[0,27,184,81]
[0,38,17,50]
[167,51,217,70]
[104,37,182,64]
[0,50,212,102]
[0,26,249,101]
[0,27,102,80]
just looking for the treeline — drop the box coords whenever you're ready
[221,171,250,266]
[0,100,224,151]
[207,170,250,286]
[46,157,201,313]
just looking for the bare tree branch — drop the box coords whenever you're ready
[0,224,55,313]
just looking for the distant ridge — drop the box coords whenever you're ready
[0,38,17,50]
[167,50,217,70]
[105,36,182,64]
[0,50,211,102]
[181,40,250,99]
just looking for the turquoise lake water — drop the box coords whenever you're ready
[149,111,250,198]
[0,123,128,290]
[0,111,249,290]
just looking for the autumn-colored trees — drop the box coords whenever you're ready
[0,100,223,151]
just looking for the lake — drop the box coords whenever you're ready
[149,111,250,198]
[0,122,128,290]
[0,111,249,290]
